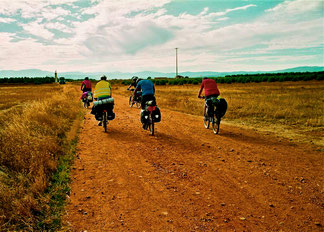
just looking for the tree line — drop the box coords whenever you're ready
[0,77,55,84]
[121,71,324,85]
[1,71,323,85]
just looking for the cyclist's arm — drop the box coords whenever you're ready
[198,81,204,98]
[198,87,204,98]
[133,86,140,98]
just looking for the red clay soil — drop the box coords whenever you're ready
[65,93,323,232]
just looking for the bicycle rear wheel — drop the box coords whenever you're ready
[148,115,154,136]
[212,115,220,134]
[103,112,107,132]
[84,100,88,108]
[204,115,210,129]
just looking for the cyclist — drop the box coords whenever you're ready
[127,76,138,90]
[134,79,155,109]
[128,76,142,104]
[198,77,220,119]
[81,77,92,92]
[91,75,114,126]
[80,77,92,101]
[133,79,156,127]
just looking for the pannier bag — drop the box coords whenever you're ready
[91,97,115,121]
[152,106,161,122]
[141,110,150,123]
[107,112,115,120]
[215,97,227,118]
[87,92,93,102]
[141,106,161,123]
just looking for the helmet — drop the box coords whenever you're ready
[131,76,138,81]
[101,75,107,80]
[85,77,89,80]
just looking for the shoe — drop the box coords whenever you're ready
[142,123,147,130]
[98,121,102,126]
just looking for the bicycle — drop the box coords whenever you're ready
[93,98,115,133]
[82,91,93,109]
[200,96,227,134]
[127,89,142,108]
[142,100,161,136]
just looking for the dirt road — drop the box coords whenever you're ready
[65,93,323,231]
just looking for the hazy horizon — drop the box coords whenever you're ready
[0,0,323,73]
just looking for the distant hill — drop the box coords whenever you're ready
[0,66,323,79]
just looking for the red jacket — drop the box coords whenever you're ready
[81,80,92,90]
[200,79,220,96]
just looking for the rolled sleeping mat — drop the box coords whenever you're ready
[93,97,114,107]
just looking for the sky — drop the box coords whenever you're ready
[0,0,323,73]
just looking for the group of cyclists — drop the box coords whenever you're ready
[80,75,222,131]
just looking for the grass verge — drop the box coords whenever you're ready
[0,83,83,231]
[36,124,80,231]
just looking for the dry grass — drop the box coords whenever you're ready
[0,83,82,231]
[114,80,324,146]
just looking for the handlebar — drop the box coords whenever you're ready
[198,96,206,99]
[127,88,135,91]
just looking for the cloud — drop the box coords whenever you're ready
[41,7,71,21]
[266,0,323,15]
[0,0,322,72]
[0,0,75,18]
[45,22,73,33]
[22,21,55,40]
[206,4,256,18]
[0,17,15,23]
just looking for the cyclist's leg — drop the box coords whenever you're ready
[141,95,147,109]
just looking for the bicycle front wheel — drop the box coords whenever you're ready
[129,96,133,107]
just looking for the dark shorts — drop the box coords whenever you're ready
[82,88,91,93]
[205,94,219,108]
[141,94,156,109]
[205,94,219,100]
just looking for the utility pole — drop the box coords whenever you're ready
[175,48,178,78]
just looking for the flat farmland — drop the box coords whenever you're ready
[155,81,324,146]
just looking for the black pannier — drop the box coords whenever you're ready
[152,106,161,122]
[215,98,227,118]
[141,110,149,123]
